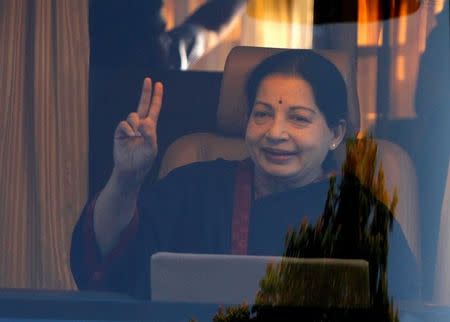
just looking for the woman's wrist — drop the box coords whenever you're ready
[93,169,141,245]
[109,167,144,196]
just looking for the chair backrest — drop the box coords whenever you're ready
[157,46,420,264]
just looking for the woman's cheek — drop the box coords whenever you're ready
[246,124,264,145]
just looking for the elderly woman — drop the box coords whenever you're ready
[70,50,419,302]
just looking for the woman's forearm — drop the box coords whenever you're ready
[93,170,141,256]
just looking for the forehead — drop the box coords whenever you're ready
[256,74,318,111]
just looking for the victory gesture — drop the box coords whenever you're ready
[113,78,163,186]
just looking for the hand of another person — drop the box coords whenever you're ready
[113,78,163,187]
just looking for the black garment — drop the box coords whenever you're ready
[71,159,420,301]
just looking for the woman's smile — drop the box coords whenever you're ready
[261,147,297,163]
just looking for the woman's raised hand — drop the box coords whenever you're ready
[113,78,163,187]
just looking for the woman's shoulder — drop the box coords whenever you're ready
[162,158,241,180]
[137,158,240,219]
[140,158,241,194]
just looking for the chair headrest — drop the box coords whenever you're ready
[216,46,360,137]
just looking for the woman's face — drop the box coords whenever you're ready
[245,74,344,185]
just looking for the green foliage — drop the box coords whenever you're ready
[212,303,252,322]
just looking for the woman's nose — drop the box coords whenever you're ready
[265,118,289,141]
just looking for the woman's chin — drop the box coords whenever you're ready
[258,161,301,179]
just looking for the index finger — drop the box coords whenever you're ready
[137,78,152,118]
[147,81,164,122]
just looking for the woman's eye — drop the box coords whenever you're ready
[252,110,272,124]
[253,111,269,118]
[291,115,310,123]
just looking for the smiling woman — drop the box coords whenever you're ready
[247,75,342,195]
[244,51,348,196]
[70,49,420,305]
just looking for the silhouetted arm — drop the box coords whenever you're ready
[164,0,247,69]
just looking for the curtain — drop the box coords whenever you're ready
[0,0,89,289]
[357,0,445,129]
[241,0,314,49]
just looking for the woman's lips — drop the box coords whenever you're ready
[262,148,297,163]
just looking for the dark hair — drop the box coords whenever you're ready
[245,50,348,129]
